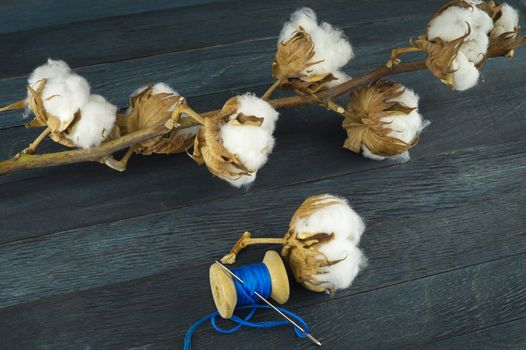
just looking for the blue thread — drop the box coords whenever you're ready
[183,263,310,350]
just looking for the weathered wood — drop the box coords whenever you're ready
[0,139,524,309]
[0,15,428,129]
[0,0,455,79]
[0,9,524,130]
[0,250,524,349]
[419,318,526,350]
[0,0,222,34]
[0,78,524,243]
[0,2,524,349]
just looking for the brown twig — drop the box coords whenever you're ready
[220,231,286,264]
[0,119,175,175]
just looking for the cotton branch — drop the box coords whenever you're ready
[0,59,430,175]
[0,29,524,176]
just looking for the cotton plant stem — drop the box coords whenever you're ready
[20,127,51,155]
[0,99,26,113]
[386,46,423,68]
[325,99,351,118]
[0,119,175,175]
[220,231,286,264]
[103,144,137,172]
[261,79,283,101]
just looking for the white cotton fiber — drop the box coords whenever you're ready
[315,239,367,291]
[66,94,117,149]
[28,59,71,86]
[426,4,492,90]
[427,6,493,42]
[219,93,279,188]
[459,32,489,64]
[279,7,354,86]
[362,85,427,161]
[290,194,367,292]
[452,51,480,91]
[384,87,425,144]
[492,3,520,38]
[235,93,279,133]
[294,195,365,245]
[27,60,91,126]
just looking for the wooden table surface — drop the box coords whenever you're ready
[0,0,525,349]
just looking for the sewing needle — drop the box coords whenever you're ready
[214,260,322,347]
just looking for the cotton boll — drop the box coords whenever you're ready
[428,7,474,42]
[279,7,353,79]
[388,85,419,109]
[470,6,494,34]
[193,95,278,187]
[28,59,72,87]
[315,239,367,292]
[235,93,279,133]
[220,125,275,170]
[360,86,426,161]
[215,95,279,187]
[492,3,520,38]
[220,124,275,187]
[293,195,365,245]
[383,87,426,144]
[66,94,117,149]
[427,5,493,43]
[282,194,367,293]
[26,59,91,126]
[459,32,489,64]
[39,73,91,125]
[452,52,480,91]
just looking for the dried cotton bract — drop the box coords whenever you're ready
[343,80,427,161]
[413,0,494,90]
[192,94,279,187]
[25,59,117,149]
[275,8,354,93]
[120,83,198,155]
[281,194,366,293]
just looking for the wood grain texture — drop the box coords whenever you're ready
[1,6,524,130]
[0,0,222,34]
[418,318,526,350]
[1,139,524,308]
[0,0,454,79]
[1,250,524,349]
[0,1,525,349]
[0,73,524,243]
[0,13,429,129]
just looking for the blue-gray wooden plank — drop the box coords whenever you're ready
[0,67,524,243]
[0,0,222,33]
[0,250,524,349]
[0,0,524,349]
[0,0,459,79]
[419,318,526,350]
[0,138,524,309]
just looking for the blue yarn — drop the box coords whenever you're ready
[183,263,311,350]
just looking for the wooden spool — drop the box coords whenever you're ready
[209,250,290,319]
